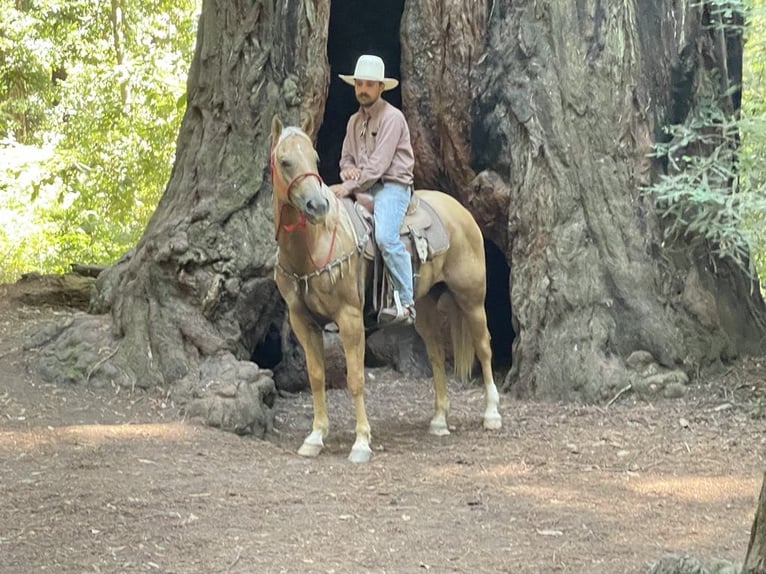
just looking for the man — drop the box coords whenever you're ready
[329,54,416,325]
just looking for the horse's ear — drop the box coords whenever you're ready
[300,113,314,137]
[271,114,283,143]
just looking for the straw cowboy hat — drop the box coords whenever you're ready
[339,55,399,91]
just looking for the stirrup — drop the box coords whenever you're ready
[378,291,416,326]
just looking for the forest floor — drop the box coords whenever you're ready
[1,281,765,574]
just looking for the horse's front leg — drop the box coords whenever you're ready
[336,307,371,463]
[289,309,329,458]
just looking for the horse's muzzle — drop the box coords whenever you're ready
[303,196,330,222]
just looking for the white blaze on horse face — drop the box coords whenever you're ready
[275,128,328,222]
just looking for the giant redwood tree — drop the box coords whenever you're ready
[31,0,766,433]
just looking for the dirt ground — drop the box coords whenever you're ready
[1,290,765,574]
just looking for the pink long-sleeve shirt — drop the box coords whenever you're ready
[339,98,415,194]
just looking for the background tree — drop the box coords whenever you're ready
[25,0,766,433]
[30,1,330,434]
[741,0,766,278]
[0,1,59,142]
[648,1,766,281]
[0,0,197,281]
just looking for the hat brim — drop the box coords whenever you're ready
[339,74,399,91]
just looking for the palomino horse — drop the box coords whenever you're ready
[270,115,501,463]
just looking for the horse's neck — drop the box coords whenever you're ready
[276,200,354,274]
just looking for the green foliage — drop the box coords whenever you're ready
[0,2,59,142]
[742,0,766,276]
[0,0,197,282]
[647,0,766,280]
[649,100,766,275]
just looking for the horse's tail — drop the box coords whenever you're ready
[443,293,475,381]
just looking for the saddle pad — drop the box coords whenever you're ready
[410,195,449,257]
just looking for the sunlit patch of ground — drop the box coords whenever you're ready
[0,422,192,452]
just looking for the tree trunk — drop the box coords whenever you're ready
[744,473,766,573]
[28,0,766,432]
[468,0,766,400]
[30,0,330,435]
[401,1,510,250]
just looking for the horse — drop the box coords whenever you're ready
[270,115,502,463]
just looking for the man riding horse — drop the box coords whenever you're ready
[270,57,502,463]
[329,55,415,325]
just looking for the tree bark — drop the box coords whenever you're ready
[744,472,766,573]
[29,0,330,435]
[401,1,510,250]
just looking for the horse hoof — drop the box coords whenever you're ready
[483,415,502,431]
[429,422,450,436]
[298,442,323,458]
[348,445,372,463]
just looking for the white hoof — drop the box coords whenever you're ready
[483,414,502,431]
[429,421,451,436]
[298,430,325,458]
[298,441,323,458]
[348,444,372,463]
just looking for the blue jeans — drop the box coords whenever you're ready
[372,181,414,306]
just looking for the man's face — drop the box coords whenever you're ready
[354,80,384,107]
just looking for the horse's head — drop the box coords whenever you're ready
[270,115,330,224]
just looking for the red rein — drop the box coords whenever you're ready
[271,150,339,271]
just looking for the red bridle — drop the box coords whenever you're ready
[270,143,338,270]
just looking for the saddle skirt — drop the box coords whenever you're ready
[341,192,450,263]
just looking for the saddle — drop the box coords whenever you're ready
[341,191,449,318]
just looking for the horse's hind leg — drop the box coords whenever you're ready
[414,295,450,436]
[336,307,372,463]
[458,296,502,430]
[450,285,503,430]
[289,312,330,457]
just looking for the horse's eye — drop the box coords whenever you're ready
[280,158,291,168]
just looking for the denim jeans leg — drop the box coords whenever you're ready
[373,182,414,306]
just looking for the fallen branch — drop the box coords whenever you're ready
[70,263,106,278]
[606,383,632,407]
[86,344,121,383]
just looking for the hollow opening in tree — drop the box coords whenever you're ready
[252,321,282,370]
[317,0,405,184]
[484,239,514,369]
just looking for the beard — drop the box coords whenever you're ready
[356,93,377,107]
